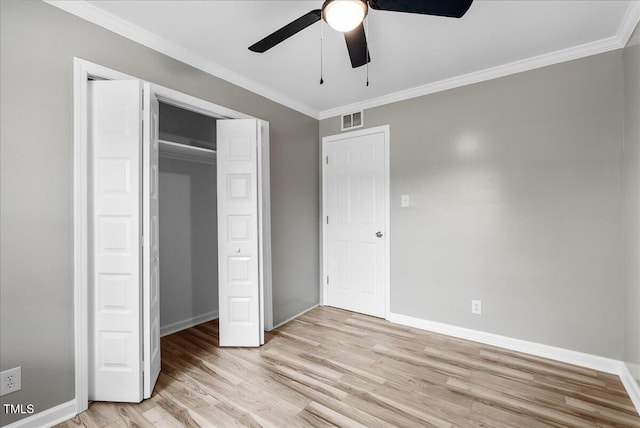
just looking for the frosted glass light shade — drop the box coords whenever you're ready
[323,0,368,33]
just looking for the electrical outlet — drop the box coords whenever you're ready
[471,300,482,315]
[1,367,21,396]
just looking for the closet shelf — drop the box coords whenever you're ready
[159,139,216,165]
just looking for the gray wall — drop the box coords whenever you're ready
[320,50,625,359]
[623,22,640,384]
[159,157,218,334]
[159,103,217,150]
[0,1,318,425]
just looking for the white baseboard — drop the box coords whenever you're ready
[621,363,640,415]
[160,310,219,337]
[272,304,319,330]
[3,399,75,428]
[627,361,640,382]
[387,312,622,374]
[387,312,640,416]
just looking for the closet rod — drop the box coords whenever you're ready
[159,139,216,165]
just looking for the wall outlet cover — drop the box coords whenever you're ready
[1,366,21,396]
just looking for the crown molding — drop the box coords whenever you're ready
[618,1,640,46]
[318,35,623,119]
[45,0,640,122]
[44,0,320,119]
[319,1,640,120]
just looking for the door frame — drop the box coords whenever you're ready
[73,58,273,413]
[320,125,391,319]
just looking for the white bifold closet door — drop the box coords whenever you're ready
[89,80,160,402]
[217,119,269,347]
[89,81,270,402]
[142,82,161,399]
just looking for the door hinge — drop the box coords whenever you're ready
[327,276,329,285]
[326,216,329,224]
[326,156,329,165]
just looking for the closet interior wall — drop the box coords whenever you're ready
[158,103,219,336]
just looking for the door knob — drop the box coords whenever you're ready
[236,248,241,253]
[376,231,383,238]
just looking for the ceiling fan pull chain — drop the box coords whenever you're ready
[365,15,369,86]
[320,20,324,85]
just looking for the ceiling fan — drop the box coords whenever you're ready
[249,0,474,69]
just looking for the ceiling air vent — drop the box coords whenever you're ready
[341,111,363,131]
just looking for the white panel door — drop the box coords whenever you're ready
[217,119,263,347]
[142,83,160,398]
[89,80,143,402]
[326,130,386,318]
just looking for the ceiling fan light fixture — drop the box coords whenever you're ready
[323,0,368,33]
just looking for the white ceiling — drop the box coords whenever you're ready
[53,0,639,118]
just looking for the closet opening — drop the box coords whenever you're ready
[157,102,220,337]
[76,59,272,408]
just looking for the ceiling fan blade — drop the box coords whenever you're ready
[249,9,322,53]
[368,0,473,18]
[344,23,370,68]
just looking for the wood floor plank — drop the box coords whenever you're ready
[56,307,640,427]
[446,376,612,427]
[302,401,369,428]
[468,401,567,428]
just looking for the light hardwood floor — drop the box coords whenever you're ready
[58,307,640,427]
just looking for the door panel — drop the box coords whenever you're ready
[217,119,262,347]
[326,130,386,318]
[89,80,143,402]
[143,82,161,399]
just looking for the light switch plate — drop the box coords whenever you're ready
[471,300,482,315]
[401,195,410,207]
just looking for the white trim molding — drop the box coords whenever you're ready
[621,363,640,415]
[47,0,640,122]
[160,310,219,337]
[318,37,627,120]
[628,361,640,383]
[72,57,89,417]
[45,0,318,119]
[388,312,640,416]
[3,400,76,428]
[388,312,622,373]
[618,0,640,47]
[318,1,640,120]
